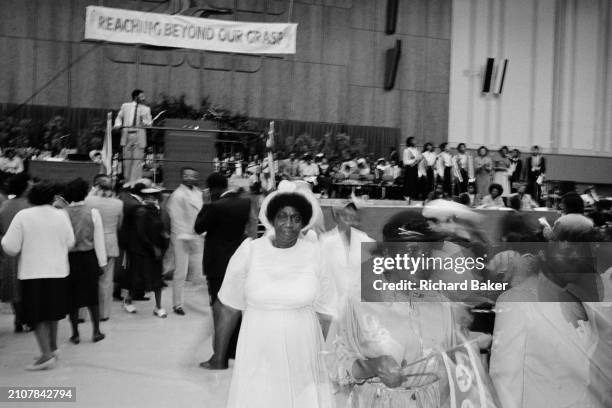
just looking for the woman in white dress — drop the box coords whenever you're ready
[492,146,511,199]
[217,181,337,408]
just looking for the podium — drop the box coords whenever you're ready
[162,119,217,189]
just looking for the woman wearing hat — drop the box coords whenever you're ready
[216,181,336,408]
[324,211,496,407]
[124,186,169,317]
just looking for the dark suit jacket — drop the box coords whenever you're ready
[118,192,142,251]
[131,204,168,258]
[525,156,546,180]
[194,191,251,280]
[510,158,523,182]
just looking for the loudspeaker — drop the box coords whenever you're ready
[482,58,495,93]
[383,39,402,90]
[386,0,399,35]
[494,59,509,94]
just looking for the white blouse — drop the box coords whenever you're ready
[1,205,75,280]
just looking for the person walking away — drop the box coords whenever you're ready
[1,181,75,370]
[195,173,251,369]
[85,175,123,321]
[166,167,204,315]
[0,173,31,332]
[63,178,107,344]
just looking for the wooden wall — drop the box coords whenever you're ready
[0,0,451,145]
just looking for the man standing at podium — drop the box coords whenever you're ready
[114,89,152,184]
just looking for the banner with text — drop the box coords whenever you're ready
[84,6,297,54]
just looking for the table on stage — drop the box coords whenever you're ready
[332,178,402,199]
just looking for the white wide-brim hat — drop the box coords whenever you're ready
[141,186,163,194]
[422,199,483,223]
[258,180,322,234]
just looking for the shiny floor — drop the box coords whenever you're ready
[0,280,233,408]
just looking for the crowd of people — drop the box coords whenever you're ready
[212,140,550,204]
[0,162,610,407]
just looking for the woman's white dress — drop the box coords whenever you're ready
[218,236,336,408]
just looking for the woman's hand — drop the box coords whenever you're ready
[353,356,404,388]
[364,355,404,388]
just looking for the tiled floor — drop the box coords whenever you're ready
[0,281,233,408]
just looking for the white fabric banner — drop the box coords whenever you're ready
[84,6,297,54]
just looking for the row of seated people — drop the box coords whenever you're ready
[216,142,546,201]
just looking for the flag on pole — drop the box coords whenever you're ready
[267,121,276,191]
[102,112,113,175]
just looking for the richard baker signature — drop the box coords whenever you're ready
[371,279,509,292]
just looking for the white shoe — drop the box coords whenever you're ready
[32,350,58,361]
[25,356,57,371]
[123,302,136,313]
[153,308,167,318]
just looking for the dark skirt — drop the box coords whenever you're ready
[0,254,20,303]
[419,167,435,199]
[439,166,452,196]
[68,250,100,309]
[456,168,469,194]
[125,252,163,293]
[403,165,419,199]
[20,277,68,326]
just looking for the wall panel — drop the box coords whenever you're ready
[69,44,107,108]
[397,35,428,92]
[0,1,37,38]
[398,0,428,37]
[35,0,74,42]
[347,29,376,87]
[33,40,71,106]
[0,38,36,104]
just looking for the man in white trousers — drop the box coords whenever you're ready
[166,167,204,315]
[113,89,152,184]
[85,174,123,321]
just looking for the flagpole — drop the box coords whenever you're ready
[104,112,113,176]
[267,121,276,191]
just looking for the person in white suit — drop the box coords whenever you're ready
[84,175,123,321]
[320,201,374,314]
[490,235,606,408]
[166,167,204,315]
[114,89,152,184]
